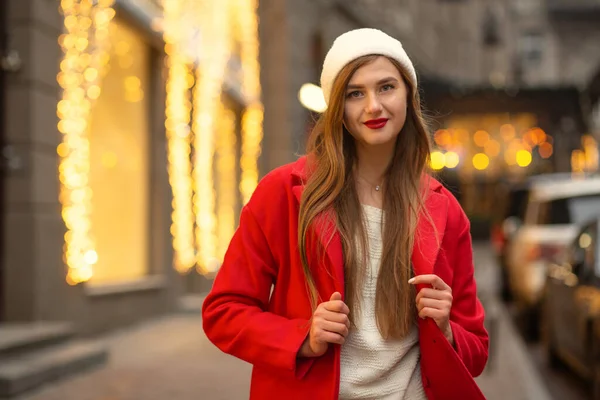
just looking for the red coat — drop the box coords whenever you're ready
[202,156,488,400]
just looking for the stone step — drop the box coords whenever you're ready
[0,323,74,359]
[0,340,108,397]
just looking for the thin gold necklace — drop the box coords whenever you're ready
[356,175,383,192]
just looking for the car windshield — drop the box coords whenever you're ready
[540,195,600,225]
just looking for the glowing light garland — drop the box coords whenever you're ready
[60,0,264,280]
[191,1,232,274]
[163,0,263,274]
[233,0,264,204]
[163,0,196,273]
[57,0,116,285]
[216,103,237,261]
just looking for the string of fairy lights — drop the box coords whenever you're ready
[233,0,264,205]
[57,0,263,282]
[162,0,196,273]
[190,1,230,274]
[57,0,116,285]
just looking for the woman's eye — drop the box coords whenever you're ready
[347,91,362,98]
[381,84,395,92]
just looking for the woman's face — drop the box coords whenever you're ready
[343,56,408,149]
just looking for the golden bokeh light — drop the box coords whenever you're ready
[500,124,516,142]
[429,151,445,170]
[434,129,451,147]
[516,150,532,167]
[538,142,553,159]
[528,128,547,146]
[444,151,460,169]
[582,135,599,172]
[473,130,490,147]
[472,153,490,171]
[572,150,586,173]
[483,139,501,157]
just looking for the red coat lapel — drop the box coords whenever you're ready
[411,186,448,289]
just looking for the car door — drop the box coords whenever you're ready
[571,221,599,375]
[547,221,597,373]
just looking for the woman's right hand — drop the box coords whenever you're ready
[299,292,350,358]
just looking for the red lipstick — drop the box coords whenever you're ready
[364,118,388,129]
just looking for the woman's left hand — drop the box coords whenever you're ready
[409,274,454,345]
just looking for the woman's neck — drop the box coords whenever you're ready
[353,143,394,208]
[354,143,394,184]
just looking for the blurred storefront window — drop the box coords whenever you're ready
[88,18,150,283]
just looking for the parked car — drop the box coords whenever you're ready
[491,182,531,300]
[491,173,590,301]
[543,218,600,398]
[505,176,600,338]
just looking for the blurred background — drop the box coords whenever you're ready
[0,0,599,399]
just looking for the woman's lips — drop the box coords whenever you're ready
[364,118,388,129]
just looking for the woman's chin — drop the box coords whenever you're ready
[357,133,397,148]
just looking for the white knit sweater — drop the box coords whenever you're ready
[339,205,426,400]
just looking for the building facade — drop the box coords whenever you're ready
[0,0,272,335]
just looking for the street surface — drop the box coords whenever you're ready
[11,243,585,400]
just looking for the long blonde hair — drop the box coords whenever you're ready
[298,55,433,339]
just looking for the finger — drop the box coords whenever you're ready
[319,331,345,345]
[323,300,350,315]
[319,320,349,337]
[416,288,453,302]
[416,298,451,312]
[317,310,350,326]
[418,307,447,320]
[330,292,342,301]
[409,274,451,291]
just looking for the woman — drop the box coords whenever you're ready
[202,28,488,399]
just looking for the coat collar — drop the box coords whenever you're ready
[290,157,448,295]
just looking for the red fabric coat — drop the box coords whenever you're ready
[202,156,489,400]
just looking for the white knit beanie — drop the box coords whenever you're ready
[320,28,417,105]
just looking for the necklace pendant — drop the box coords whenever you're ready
[375,185,381,191]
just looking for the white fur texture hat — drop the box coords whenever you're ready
[320,28,417,105]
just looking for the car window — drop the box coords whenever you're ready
[573,222,598,285]
[538,195,600,225]
[569,196,600,225]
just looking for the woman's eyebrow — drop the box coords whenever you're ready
[346,77,399,90]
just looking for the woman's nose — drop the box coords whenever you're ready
[365,93,383,114]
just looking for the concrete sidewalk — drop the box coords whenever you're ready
[472,243,552,400]
[15,243,552,400]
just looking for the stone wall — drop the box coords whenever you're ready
[4,0,71,322]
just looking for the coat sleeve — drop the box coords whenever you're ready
[447,201,489,377]
[201,204,312,375]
